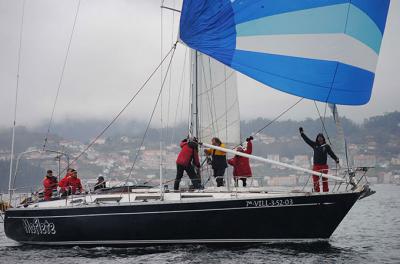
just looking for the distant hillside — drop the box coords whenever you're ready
[0,111,399,151]
[0,126,45,154]
[34,119,147,143]
[0,111,398,191]
[0,160,45,193]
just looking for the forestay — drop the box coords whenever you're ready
[179,0,391,105]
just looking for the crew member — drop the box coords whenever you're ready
[228,136,253,187]
[299,127,339,192]
[94,176,106,191]
[204,137,227,187]
[174,138,201,190]
[59,168,73,196]
[43,170,58,201]
[68,170,84,194]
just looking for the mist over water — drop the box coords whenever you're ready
[1,184,399,264]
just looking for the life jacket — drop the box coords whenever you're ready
[206,143,227,169]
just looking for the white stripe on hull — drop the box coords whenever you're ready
[236,33,378,72]
[7,202,335,219]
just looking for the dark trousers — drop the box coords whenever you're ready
[174,164,201,190]
[213,168,226,187]
[234,178,247,187]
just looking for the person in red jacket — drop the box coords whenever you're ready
[43,170,58,201]
[59,168,74,196]
[174,138,201,190]
[68,170,84,194]
[228,137,253,187]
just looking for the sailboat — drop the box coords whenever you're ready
[4,0,390,245]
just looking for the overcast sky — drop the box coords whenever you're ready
[0,0,399,130]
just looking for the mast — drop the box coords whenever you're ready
[159,2,164,198]
[190,49,199,139]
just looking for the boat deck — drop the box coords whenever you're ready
[15,186,361,210]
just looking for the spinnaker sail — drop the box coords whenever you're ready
[179,0,390,105]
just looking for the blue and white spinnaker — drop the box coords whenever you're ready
[179,0,390,105]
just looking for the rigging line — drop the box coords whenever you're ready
[200,56,218,136]
[313,101,333,146]
[201,96,239,132]
[199,55,221,138]
[251,97,304,139]
[159,0,164,192]
[124,45,177,186]
[207,57,221,138]
[224,66,228,144]
[197,71,234,96]
[201,118,241,140]
[66,44,177,169]
[323,101,329,126]
[42,0,82,151]
[324,2,351,106]
[165,0,176,141]
[171,47,188,144]
[183,52,190,133]
[187,56,193,137]
[9,0,26,200]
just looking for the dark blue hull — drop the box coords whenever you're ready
[4,191,361,245]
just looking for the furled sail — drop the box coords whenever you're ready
[179,0,390,105]
[190,50,241,146]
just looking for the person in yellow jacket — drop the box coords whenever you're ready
[204,137,227,187]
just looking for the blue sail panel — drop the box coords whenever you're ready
[232,50,375,105]
[179,0,390,105]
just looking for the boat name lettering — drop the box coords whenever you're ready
[246,199,293,207]
[22,218,56,235]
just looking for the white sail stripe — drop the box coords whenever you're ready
[236,34,378,72]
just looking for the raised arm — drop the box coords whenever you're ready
[299,127,316,148]
[244,137,253,154]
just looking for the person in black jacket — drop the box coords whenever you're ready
[204,137,227,187]
[94,176,106,191]
[299,127,339,192]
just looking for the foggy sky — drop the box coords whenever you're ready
[0,0,399,130]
